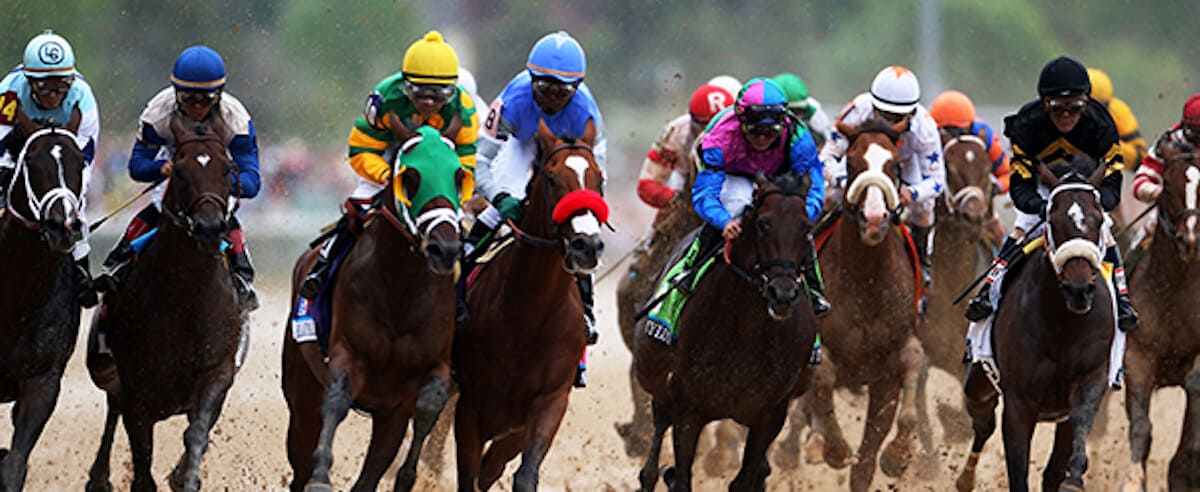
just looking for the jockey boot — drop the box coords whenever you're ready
[577,273,598,345]
[574,364,587,388]
[965,237,1020,322]
[75,255,99,308]
[96,238,135,294]
[228,249,259,313]
[1105,245,1140,332]
[804,248,832,319]
[910,225,934,287]
[299,221,349,300]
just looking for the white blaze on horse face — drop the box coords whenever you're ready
[1187,166,1200,232]
[861,143,893,220]
[863,143,892,173]
[50,144,63,163]
[197,154,211,167]
[571,213,601,236]
[565,155,590,188]
[1067,201,1087,233]
[965,150,975,162]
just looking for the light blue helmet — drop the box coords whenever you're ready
[171,46,226,91]
[23,30,75,78]
[526,31,585,83]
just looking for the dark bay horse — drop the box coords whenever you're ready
[956,162,1115,492]
[1121,149,1200,491]
[923,132,997,441]
[282,123,466,491]
[802,118,926,492]
[632,171,818,492]
[85,115,242,492]
[453,119,606,491]
[0,123,87,491]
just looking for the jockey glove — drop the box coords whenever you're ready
[495,192,524,224]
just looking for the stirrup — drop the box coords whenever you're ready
[573,366,587,388]
[1117,295,1139,332]
[298,270,324,300]
[810,293,832,319]
[235,276,260,313]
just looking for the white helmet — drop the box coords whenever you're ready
[457,66,478,97]
[706,75,743,100]
[870,66,921,114]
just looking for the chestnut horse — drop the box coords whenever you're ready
[453,119,606,491]
[85,115,243,492]
[0,123,86,491]
[956,161,1115,492]
[281,123,466,491]
[632,171,818,492]
[801,118,925,492]
[1121,149,1200,491]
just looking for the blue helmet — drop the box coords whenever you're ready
[23,30,75,78]
[525,31,585,83]
[172,46,226,91]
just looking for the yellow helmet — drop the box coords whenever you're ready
[1087,67,1113,103]
[402,30,459,85]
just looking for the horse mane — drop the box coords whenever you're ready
[854,118,901,141]
[1049,155,1099,184]
[767,170,812,196]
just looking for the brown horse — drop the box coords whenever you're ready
[632,171,819,492]
[956,161,1114,492]
[801,118,926,492]
[922,131,998,441]
[85,114,242,492]
[453,119,606,491]
[0,122,86,491]
[281,123,466,491]
[1121,149,1200,491]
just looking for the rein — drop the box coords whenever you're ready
[5,127,83,231]
[511,140,600,250]
[725,187,810,297]
[160,134,236,235]
[1042,183,1104,278]
[1156,153,1200,248]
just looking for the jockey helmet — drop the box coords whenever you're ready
[735,78,788,125]
[402,30,459,85]
[1182,94,1200,127]
[929,90,977,128]
[1037,56,1090,98]
[23,30,75,78]
[1086,67,1113,103]
[172,46,226,91]
[870,66,921,114]
[526,31,585,83]
[706,75,743,99]
[771,73,809,105]
[688,84,733,125]
[457,66,478,96]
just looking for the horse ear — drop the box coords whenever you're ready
[441,111,463,140]
[207,108,229,139]
[536,118,556,151]
[581,118,597,147]
[169,113,191,143]
[754,170,769,188]
[65,107,82,133]
[1037,162,1062,190]
[835,120,857,140]
[1088,159,1108,189]
[384,111,415,143]
[889,117,910,135]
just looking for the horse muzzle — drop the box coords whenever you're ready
[423,237,462,276]
[764,276,802,320]
[39,213,78,254]
[563,233,603,274]
[953,186,989,223]
[191,217,227,253]
[1058,258,1098,314]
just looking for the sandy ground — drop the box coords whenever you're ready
[0,266,1188,491]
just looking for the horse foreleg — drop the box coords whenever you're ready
[769,398,806,471]
[616,363,655,458]
[86,392,121,492]
[1060,375,1106,491]
[1121,343,1156,492]
[453,397,483,492]
[913,361,940,479]
[850,378,900,492]
[1169,355,1200,491]
[1042,421,1074,491]
[0,371,62,492]
[955,365,998,492]
[999,396,1038,492]
[664,412,705,492]
[349,411,409,492]
[881,336,926,478]
[512,391,570,492]
[395,373,450,491]
[729,401,788,492]
[803,361,852,468]
[305,370,352,491]
[122,406,157,492]
[170,370,234,492]
[639,399,671,492]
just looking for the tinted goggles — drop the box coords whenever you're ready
[531,77,579,97]
[404,80,456,104]
[177,90,220,105]
[31,77,73,97]
[1044,98,1087,115]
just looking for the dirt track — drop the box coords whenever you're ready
[1,272,1187,491]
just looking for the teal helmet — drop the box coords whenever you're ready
[23,30,75,78]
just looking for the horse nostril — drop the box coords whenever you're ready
[570,237,590,253]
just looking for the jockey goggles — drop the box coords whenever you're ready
[532,76,579,98]
[738,104,787,134]
[403,80,456,104]
[176,90,220,105]
[31,76,73,97]
[1044,97,1087,116]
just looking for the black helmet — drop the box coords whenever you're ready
[1037,56,1090,97]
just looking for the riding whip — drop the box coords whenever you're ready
[952,216,1046,305]
[88,180,161,233]
[1111,202,1158,241]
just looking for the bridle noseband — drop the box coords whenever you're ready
[160,134,236,236]
[726,187,811,299]
[941,134,991,216]
[5,127,83,231]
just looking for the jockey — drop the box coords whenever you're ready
[1129,94,1200,246]
[964,55,1139,332]
[706,75,743,100]
[929,90,1012,241]
[820,66,946,286]
[652,78,830,338]
[771,72,832,147]
[1088,67,1147,167]
[299,30,477,299]
[96,45,262,314]
[466,30,607,349]
[636,83,733,215]
[0,30,100,308]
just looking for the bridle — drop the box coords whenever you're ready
[843,127,904,224]
[160,134,236,236]
[941,134,991,216]
[372,133,463,251]
[725,185,811,300]
[1156,153,1200,248]
[509,140,602,251]
[5,127,83,231]
[1042,182,1104,280]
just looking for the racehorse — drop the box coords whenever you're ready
[956,160,1115,492]
[1121,149,1200,491]
[281,122,466,491]
[453,119,607,491]
[0,120,86,491]
[922,131,997,441]
[632,171,819,491]
[801,118,926,492]
[85,114,243,492]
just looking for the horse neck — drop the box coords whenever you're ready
[1147,220,1200,278]
[0,218,65,293]
[358,206,426,271]
[150,220,227,276]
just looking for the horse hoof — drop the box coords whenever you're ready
[304,483,334,492]
[823,436,854,469]
[1058,481,1085,492]
[662,466,677,489]
[85,480,113,492]
[1118,465,1144,492]
[803,433,825,464]
[0,448,7,462]
[955,471,976,492]
[879,439,912,478]
[937,401,973,443]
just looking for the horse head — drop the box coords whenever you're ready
[839,117,905,245]
[735,171,814,320]
[1040,156,1107,314]
[5,115,86,253]
[1153,141,1200,261]
[163,113,234,253]
[525,118,608,274]
[939,129,993,223]
[386,119,467,275]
